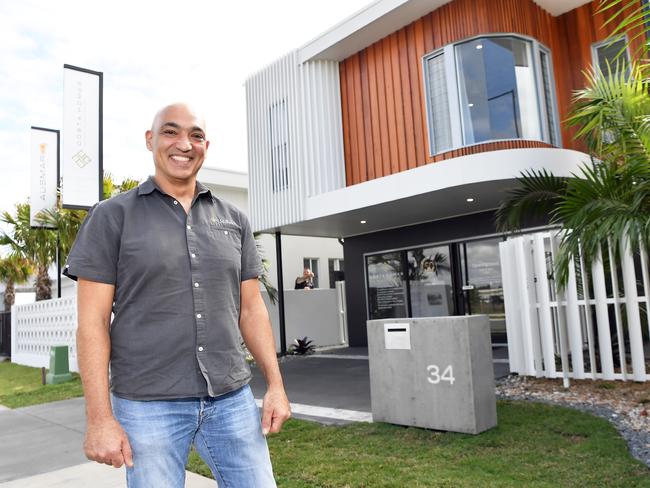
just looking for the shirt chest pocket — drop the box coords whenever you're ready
[207,225,242,262]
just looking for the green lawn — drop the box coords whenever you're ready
[0,361,83,408]
[187,401,650,487]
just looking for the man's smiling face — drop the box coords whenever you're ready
[145,103,210,184]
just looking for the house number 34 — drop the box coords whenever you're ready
[426,364,455,385]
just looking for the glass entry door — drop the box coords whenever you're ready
[407,246,454,318]
[366,252,408,320]
[460,238,506,343]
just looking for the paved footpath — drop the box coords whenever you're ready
[0,397,213,487]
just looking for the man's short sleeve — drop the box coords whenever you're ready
[240,213,263,282]
[63,202,120,284]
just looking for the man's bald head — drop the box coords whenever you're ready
[151,103,206,132]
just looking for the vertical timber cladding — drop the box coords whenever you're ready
[339,0,646,186]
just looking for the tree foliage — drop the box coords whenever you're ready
[1,203,57,300]
[0,254,33,309]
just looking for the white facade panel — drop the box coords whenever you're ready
[245,53,346,233]
[246,51,303,232]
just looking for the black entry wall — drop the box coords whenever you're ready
[343,210,546,347]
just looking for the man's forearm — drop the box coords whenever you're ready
[77,320,113,421]
[76,279,116,422]
[76,279,132,468]
[239,300,283,389]
[239,280,290,434]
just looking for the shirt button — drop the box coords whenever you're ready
[194,282,199,288]
[198,346,204,352]
[187,225,191,230]
[191,253,196,258]
[196,313,202,318]
[173,200,178,205]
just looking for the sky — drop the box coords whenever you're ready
[0,0,372,219]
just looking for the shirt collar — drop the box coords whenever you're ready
[137,176,213,199]
[137,176,157,196]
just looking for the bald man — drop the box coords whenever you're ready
[64,103,290,487]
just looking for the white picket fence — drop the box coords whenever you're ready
[500,231,650,385]
[11,296,79,372]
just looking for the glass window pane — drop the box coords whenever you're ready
[426,53,452,153]
[539,49,558,146]
[455,37,541,144]
[367,252,407,320]
[595,37,629,76]
[407,246,454,317]
[329,258,345,288]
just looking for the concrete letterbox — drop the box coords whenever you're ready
[367,315,497,434]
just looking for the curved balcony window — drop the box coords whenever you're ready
[423,35,560,155]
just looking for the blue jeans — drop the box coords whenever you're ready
[112,384,276,487]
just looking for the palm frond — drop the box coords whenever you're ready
[254,232,278,304]
[567,62,650,164]
[553,159,650,285]
[495,169,568,232]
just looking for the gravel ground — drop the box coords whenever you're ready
[496,374,650,468]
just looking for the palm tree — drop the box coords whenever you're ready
[0,254,33,310]
[0,203,57,300]
[497,62,650,286]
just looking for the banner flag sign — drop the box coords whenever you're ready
[62,64,103,209]
[29,127,59,228]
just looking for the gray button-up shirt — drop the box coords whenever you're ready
[64,176,263,401]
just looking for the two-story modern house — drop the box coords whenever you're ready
[245,0,645,348]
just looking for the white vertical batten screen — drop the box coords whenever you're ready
[62,65,102,210]
[500,231,650,384]
[29,128,59,227]
[301,60,346,198]
[245,53,345,232]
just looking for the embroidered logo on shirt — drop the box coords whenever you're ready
[211,218,238,227]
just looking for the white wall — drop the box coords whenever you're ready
[262,286,347,352]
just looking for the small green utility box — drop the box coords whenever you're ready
[46,346,73,384]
